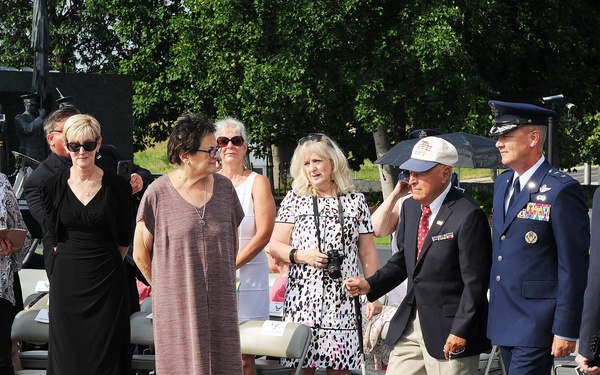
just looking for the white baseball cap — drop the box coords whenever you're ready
[399,136,458,172]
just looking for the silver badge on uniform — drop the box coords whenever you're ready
[525,231,538,244]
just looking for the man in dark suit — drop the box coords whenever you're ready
[23,106,153,312]
[487,100,589,375]
[576,187,600,374]
[346,136,492,374]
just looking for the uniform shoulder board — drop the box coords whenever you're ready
[546,169,575,184]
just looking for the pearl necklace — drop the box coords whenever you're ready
[180,173,207,225]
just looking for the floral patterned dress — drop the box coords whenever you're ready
[0,173,31,306]
[276,191,373,370]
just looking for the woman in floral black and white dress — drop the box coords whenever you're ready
[269,134,381,375]
[0,173,31,374]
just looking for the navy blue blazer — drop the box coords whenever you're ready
[488,160,589,347]
[366,186,492,359]
[579,187,600,360]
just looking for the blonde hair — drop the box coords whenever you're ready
[290,134,354,196]
[63,114,101,143]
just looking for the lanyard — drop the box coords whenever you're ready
[312,196,345,252]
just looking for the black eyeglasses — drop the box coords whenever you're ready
[217,136,244,147]
[196,147,221,158]
[298,133,324,145]
[50,129,63,134]
[66,141,98,152]
[400,168,435,180]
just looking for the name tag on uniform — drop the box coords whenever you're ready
[432,232,454,241]
[517,202,551,221]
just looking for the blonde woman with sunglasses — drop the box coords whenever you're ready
[39,114,133,374]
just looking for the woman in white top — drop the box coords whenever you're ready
[216,118,276,375]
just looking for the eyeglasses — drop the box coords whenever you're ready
[401,166,439,180]
[196,147,221,158]
[217,136,244,147]
[298,133,324,145]
[50,129,63,134]
[65,141,98,152]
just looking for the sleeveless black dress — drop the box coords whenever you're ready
[41,170,132,375]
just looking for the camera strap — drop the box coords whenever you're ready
[312,195,345,252]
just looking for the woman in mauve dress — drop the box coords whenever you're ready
[133,113,244,375]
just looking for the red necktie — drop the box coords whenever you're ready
[417,206,432,258]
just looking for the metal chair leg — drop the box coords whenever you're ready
[483,345,506,375]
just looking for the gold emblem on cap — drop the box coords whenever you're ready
[525,231,538,244]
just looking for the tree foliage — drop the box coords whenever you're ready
[2,0,600,170]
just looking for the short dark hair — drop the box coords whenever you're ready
[167,113,216,165]
[43,107,81,134]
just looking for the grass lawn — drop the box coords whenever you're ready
[355,159,500,181]
[375,236,391,246]
[135,142,499,181]
[134,141,174,174]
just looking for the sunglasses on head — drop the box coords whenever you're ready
[298,133,324,145]
[66,141,98,152]
[217,136,244,147]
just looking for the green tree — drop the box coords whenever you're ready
[465,0,600,168]
[3,0,600,177]
[0,0,122,72]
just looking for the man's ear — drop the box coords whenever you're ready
[528,127,542,148]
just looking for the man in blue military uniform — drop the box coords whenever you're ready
[487,100,590,374]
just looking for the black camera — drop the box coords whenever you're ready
[326,250,345,279]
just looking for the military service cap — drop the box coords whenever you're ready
[488,100,557,136]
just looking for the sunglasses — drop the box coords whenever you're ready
[196,147,221,158]
[217,136,244,147]
[66,141,98,152]
[298,133,324,145]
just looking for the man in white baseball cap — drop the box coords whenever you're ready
[398,136,458,206]
[346,136,492,374]
[400,136,458,172]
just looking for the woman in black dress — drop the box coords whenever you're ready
[40,114,132,374]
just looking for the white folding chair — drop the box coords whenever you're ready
[552,355,579,375]
[239,320,312,375]
[129,311,155,371]
[11,309,49,371]
[140,297,152,312]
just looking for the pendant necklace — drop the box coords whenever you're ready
[180,173,207,225]
[84,169,96,197]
